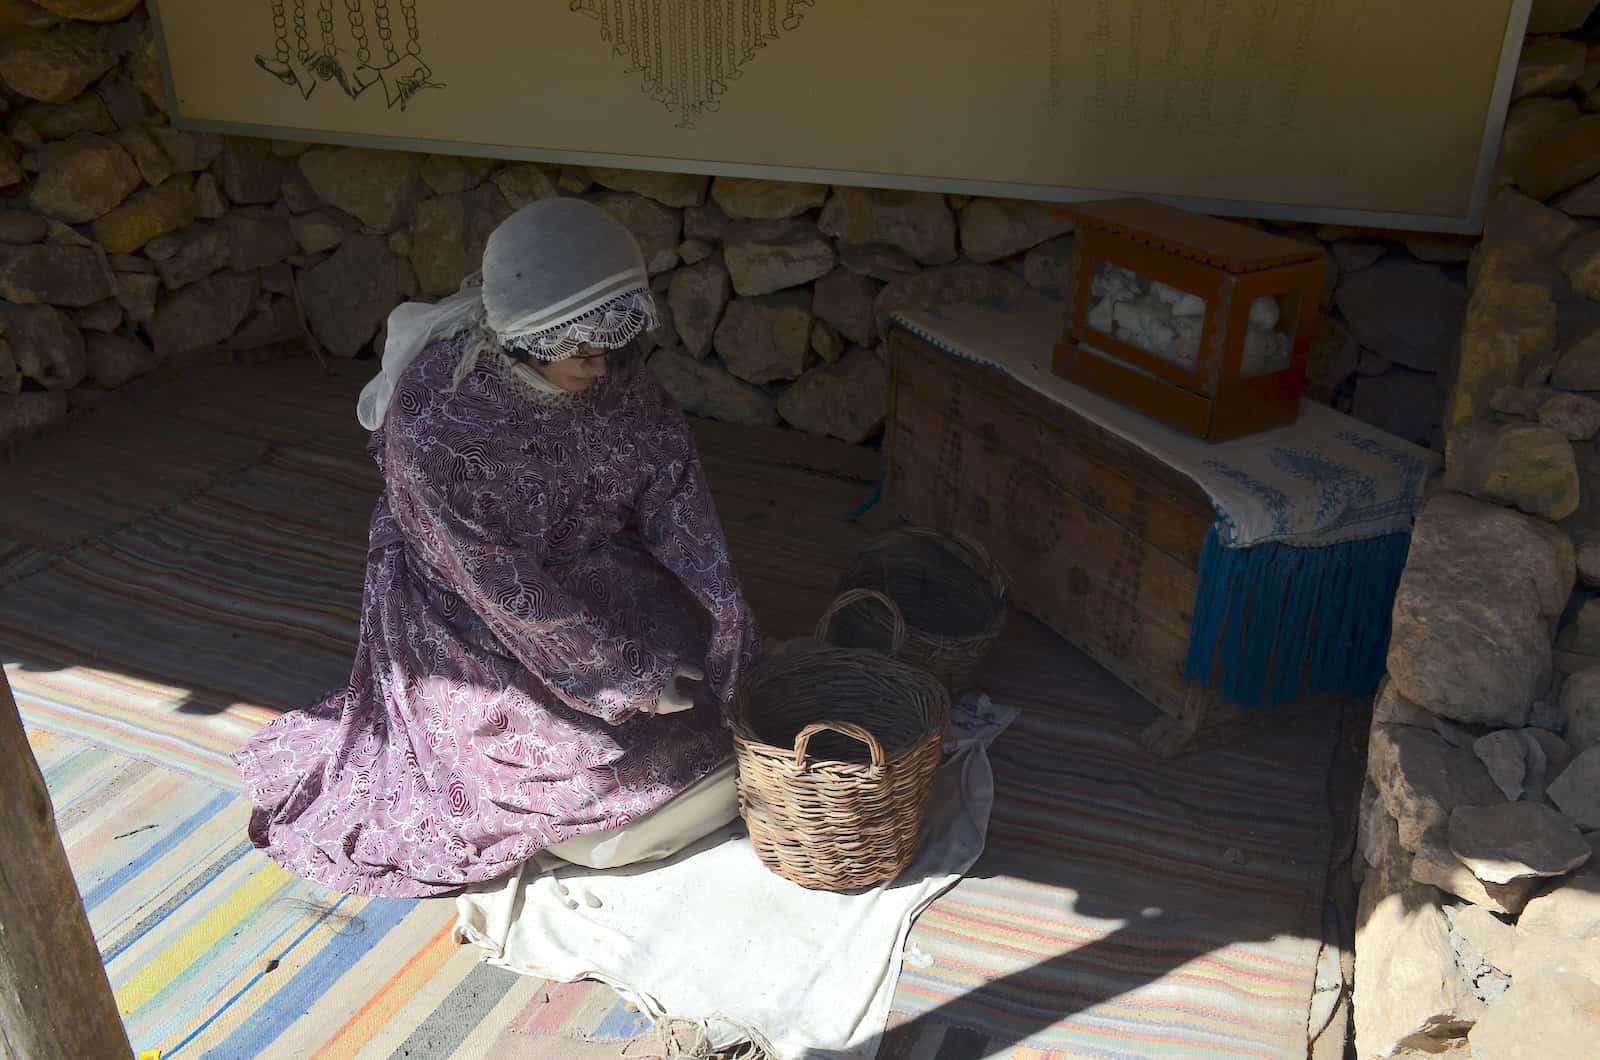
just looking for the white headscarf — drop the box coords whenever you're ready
[356,198,657,430]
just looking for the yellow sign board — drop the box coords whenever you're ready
[150,1,1530,233]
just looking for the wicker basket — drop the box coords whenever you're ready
[833,527,1010,691]
[733,590,951,892]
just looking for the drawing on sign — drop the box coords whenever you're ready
[1076,0,1320,137]
[570,0,815,128]
[255,0,443,111]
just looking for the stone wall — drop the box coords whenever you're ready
[1353,4,1600,1057]
[0,2,1489,455]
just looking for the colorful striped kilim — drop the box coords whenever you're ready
[29,728,630,1059]
[5,445,652,1058]
[3,440,1332,1058]
[882,711,1331,1058]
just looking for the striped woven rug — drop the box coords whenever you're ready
[3,440,1332,1059]
[881,710,1331,1058]
[5,444,655,1058]
[29,728,634,1059]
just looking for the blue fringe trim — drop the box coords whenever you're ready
[1183,525,1411,709]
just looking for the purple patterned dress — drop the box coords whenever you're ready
[234,340,759,897]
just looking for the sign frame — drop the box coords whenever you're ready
[147,0,1533,235]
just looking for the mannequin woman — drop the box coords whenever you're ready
[235,199,759,897]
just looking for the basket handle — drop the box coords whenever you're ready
[901,526,1008,596]
[815,588,908,655]
[792,721,887,769]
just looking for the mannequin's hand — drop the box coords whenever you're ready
[655,664,705,715]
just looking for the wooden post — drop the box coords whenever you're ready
[0,670,132,1059]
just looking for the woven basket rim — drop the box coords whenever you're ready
[731,718,948,773]
[839,527,1010,644]
[732,639,950,765]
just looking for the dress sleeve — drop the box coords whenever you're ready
[385,439,676,727]
[635,402,761,712]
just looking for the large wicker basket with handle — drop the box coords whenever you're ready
[733,590,951,891]
[833,526,1010,692]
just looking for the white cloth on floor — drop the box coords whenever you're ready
[453,704,1017,1060]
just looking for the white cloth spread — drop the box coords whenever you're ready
[892,295,1440,549]
[453,701,1018,1060]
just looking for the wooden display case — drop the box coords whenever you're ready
[1053,198,1324,442]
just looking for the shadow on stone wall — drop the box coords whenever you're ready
[1354,2,1600,1055]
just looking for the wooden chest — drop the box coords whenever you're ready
[884,327,1232,748]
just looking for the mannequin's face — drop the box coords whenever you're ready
[535,344,610,392]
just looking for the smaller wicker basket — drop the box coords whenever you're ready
[834,527,1010,692]
[733,590,951,892]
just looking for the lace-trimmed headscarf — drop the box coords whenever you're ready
[356,197,657,430]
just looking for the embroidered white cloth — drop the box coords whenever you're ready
[453,701,1018,1060]
[891,295,1440,549]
